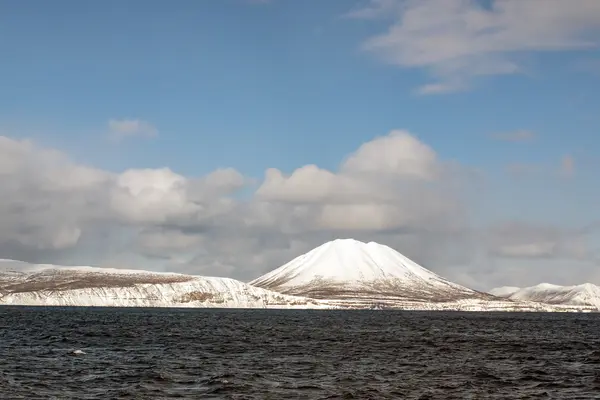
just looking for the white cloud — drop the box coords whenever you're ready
[0,131,597,287]
[0,136,111,252]
[257,130,440,204]
[0,135,244,264]
[340,130,439,179]
[347,0,600,93]
[111,168,199,224]
[256,130,461,233]
[416,82,465,95]
[110,167,244,225]
[108,119,158,141]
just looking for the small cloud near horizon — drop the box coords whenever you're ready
[108,119,158,142]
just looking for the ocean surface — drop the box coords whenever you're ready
[1,308,599,399]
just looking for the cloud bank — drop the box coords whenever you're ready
[1,129,597,290]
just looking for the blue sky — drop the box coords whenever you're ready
[2,0,597,175]
[0,0,599,288]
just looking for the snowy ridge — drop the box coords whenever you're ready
[0,266,587,311]
[250,239,490,302]
[0,266,324,309]
[491,283,600,310]
[1,255,598,312]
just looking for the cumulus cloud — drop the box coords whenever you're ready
[340,130,439,179]
[0,135,245,266]
[256,130,463,233]
[346,0,600,93]
[108,119,158,141]
[110,167,243,225]
[0,136,110,253]
[0,130,596,288]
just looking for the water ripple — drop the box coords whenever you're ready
[1,307,599,399]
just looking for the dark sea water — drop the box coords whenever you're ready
[1,308,600,399]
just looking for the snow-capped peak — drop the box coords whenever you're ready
[1,257,597,312]
[249,238,480,301]
[252,238,437,285]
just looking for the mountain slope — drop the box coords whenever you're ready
[1,258,595,312]
[0,263,323,308]
[250,239,493,302]
[491,283,600,310]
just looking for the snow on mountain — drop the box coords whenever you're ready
[0,264,324,309]
[488,286,520,297]
[249,239,492,303]
[0,265,577,312]
[492,283,600,310]
[1,256,597,312]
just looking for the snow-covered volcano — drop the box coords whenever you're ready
[249,239,491,303]
[490,283,600,310]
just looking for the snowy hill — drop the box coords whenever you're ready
[249,239,493,303]
[0,263,323,309]
[490,283,600,310]
[0,256,595,312]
